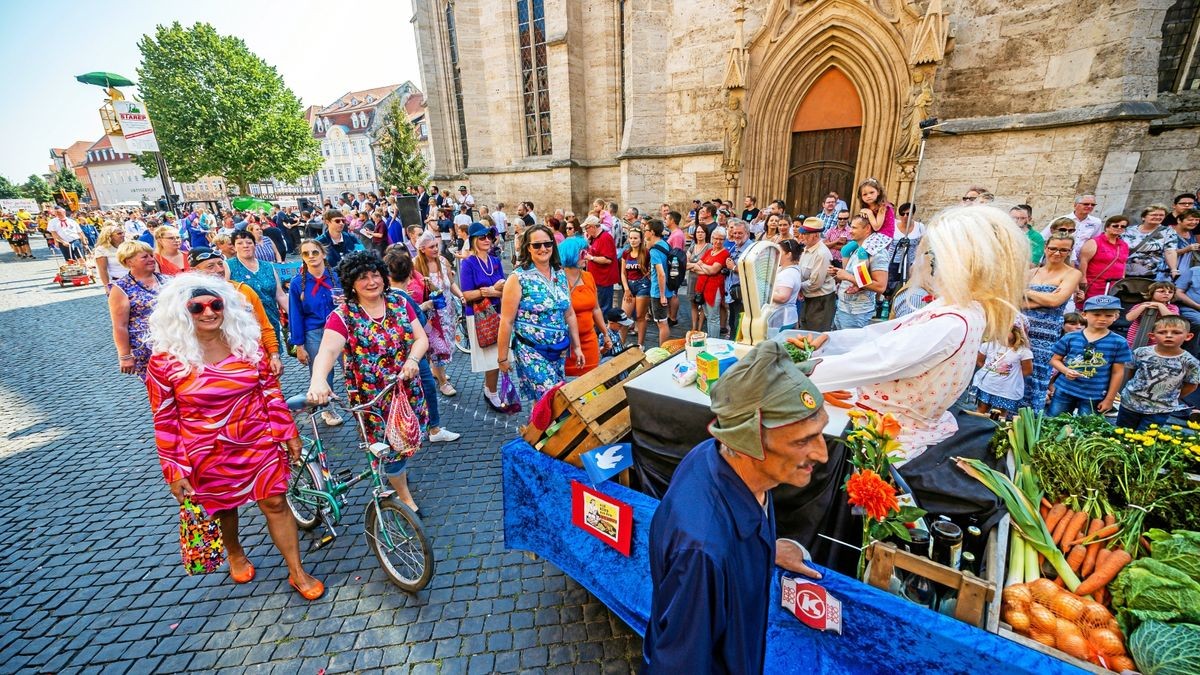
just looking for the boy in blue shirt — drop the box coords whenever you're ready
[1048,295,1132,416]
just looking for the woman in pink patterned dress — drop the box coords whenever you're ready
[146,272,324,600]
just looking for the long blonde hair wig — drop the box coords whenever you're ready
[148,272,263,373]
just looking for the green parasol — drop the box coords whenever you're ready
[75,72,136,88]
[231,196,274,213]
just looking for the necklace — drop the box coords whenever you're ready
[476,253,494,276]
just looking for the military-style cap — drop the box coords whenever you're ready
[708,340,824,460]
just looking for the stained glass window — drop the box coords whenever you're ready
[518,0,551,155]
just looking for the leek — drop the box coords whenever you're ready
[1006,532,1025,587]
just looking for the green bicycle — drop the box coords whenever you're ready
[285,380,435,592]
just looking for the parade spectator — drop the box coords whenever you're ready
[108,241,163,379]
[93,225,129,289]
[1048,295,1132,416]
[814,193,840,232]
[769,239,805,330]
[48,207,86,260]
[153,225,189,277]
[857,178,895,245]
[645,341,825,674]
[691,226,730,338]
[306,252,429,513]
[227,230,286,348]
[383,247,461,444]
[973,323,1034,418]
[460,222,507,409]
[415,233,463,396]
[582,215,618,312]
[1165,208,1200,276]
[740,195,760,224]
[621,226,651,346]
[559,236,611,376]
[212,232,235,259]
[316,209,360,269]
[146,273,322,600]
[1122,204,1175,280]
[723,220,753,337]
[287,239,343,427]
[180,210,212,250]
[492,202,509,242]
[1117,315,1200,430]
[831,215,889,329]
[1125,281,1179,347]
[189,247,281,376]
[246,220,282,264]
[360,210,388,256]
[644,220,675,344]
[1042,195,1102,262]
[1076,215,1131,301]
[260,216,289,261]
[823,210,852,265]
[684,225,711,334]
[496,225,584,400]
[1022,232,1082,412]
[1162,192,1197,227]
[123,211,148,241]
[1008,205,1042,264]
[796,218,836,332]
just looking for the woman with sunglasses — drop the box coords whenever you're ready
[146,273,323,600]
[288,239,343,427]
[496,225,584,400]
[227,230,287,348]
[108,240,163,378]
[460,223,508,409]
[1023,232,1083,411]
[1076,215,1131,302]
[685,224,711,334]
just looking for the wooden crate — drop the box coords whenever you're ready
[522,347,650,468]
[864,541,996,627]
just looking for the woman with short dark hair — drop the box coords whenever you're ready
[226,229,286,347]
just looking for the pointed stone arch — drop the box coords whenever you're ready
[743,2,910,209]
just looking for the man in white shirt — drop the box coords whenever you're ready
[49,207,86,259]
[1040,194,1102,262]
[492,203,509,241]
[453,203,472,232]
[457,185,476,215]
[123,211,148,241]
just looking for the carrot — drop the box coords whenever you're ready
[1140,536,1152,554]
[1094,586,1108,607]
[1075,549,1133,596]
[1103,513,1116,527]
[1067,544,1087,573]
[825,390,853,400]
[823,393,853,409]
[1068,522,1119,546]
[1061,510,1090,553]
[1053,576,1065,588]
[1040,504,1050,519]
[1081,519,1104,578]
[1041,497,1053,510]
[1051,508,1075,546]
[1044,503,1069,535]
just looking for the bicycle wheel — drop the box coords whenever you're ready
[286,461,326,531]
[454,315,471,354]
[365,496,435,591]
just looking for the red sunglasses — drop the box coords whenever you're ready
[187,298,225,314]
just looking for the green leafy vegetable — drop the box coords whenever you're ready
[1147,529,1200,583]
[1110,558,1200,630]
[1128,620,1200,675]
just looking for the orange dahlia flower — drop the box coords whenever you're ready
[846,469,899,522]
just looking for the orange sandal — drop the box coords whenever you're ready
[288,575,325,601]
[229,559,255,584]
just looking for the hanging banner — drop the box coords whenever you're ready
[113,101,160,154]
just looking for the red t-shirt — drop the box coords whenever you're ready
[324,300,419,338]
[587,230,620,286]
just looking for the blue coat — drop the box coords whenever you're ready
[645,439,776,674]
[288,268,341,345]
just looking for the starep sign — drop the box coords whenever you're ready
[113,100,160,154]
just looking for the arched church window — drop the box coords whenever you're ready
[517,0,552,156]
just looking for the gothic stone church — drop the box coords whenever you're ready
[412,0,1200,221]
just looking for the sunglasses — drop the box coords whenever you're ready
[301,250,323,257]
[962,196,977,202]
[187,298,225,314]
[1108,223,1128,229]
[529,241,555,250]
[191,250,223,263]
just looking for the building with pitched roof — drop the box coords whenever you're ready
[82,136,226,209]
[49,141,97,204]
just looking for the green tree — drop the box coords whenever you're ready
[374,98,428,192]
[134,22,322,194]
[0,176,21,199]
[20,174,53,205]
[50,167,87,199]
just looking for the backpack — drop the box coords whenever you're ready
[653,241,687,292]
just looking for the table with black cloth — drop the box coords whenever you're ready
[623,349,1007,577]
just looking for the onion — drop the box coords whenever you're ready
[1051,592,1085,622]
[1108,655,1135,672]
[1003,584,1032,612]
[1087,627,1125,656]
[1058,633,1091,661]
[1030,603,1058,633]
[1056,618,1083,642]
[1004,609,1031,633]
[1029,578,1059,603]
[1080,600,1112,626]
[1029,628,1057,648]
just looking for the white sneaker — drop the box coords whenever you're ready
[485,389,503,409]
[321,410,344,427]
[428,428,461,443]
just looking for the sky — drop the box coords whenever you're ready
[0,0,422,182]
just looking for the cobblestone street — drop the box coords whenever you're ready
[0,246,643,674]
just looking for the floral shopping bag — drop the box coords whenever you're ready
[179,499,226,575]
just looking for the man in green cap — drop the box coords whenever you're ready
[644,340,829,674]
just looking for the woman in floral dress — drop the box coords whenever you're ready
[414,233,464,396]
[108,241,164,379]
[306,252,429,513]
[496,225,584,400]
[226,230,286,348]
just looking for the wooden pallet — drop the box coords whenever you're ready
[865,541,996,627]
[522,347,650,468]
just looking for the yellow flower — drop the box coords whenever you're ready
[1115,428,1126,434]
[1172,425,1183,431]
[1188,421,1200,430]
[1150,424,1159,429]
[1144,440,1154,447]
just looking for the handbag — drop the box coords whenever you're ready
[179,499,226,575]
[384,381,423,459]
[472,299,500,348]
[497,372,522,414]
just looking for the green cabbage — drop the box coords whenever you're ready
[1110,558,1200,630]
[1128,621,1200,675]
[1146,528,1200,583]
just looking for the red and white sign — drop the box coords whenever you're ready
[571,481,633,556]
[113,101,160,154]
[781,576,843,634]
